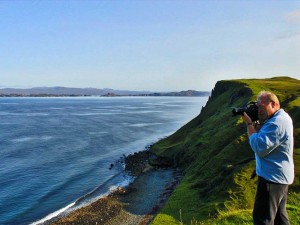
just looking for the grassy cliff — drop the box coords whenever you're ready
[150,76,300,224]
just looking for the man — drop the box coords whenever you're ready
[242,91,294,225]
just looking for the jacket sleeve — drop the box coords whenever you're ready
[249,122,281,158]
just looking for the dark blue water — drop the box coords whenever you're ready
[0,96,207,224]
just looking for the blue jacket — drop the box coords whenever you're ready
[249,109,294,184]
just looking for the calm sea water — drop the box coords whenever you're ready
[0,96,208,225]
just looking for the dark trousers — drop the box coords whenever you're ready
[253,176,290,225]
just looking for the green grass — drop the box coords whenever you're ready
[151,178,212,225]
[150,76,300,224]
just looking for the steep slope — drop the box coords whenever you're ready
[150,76,300,224]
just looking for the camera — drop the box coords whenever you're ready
[232,101,258,122]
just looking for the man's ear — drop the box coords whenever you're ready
[271,101,277,109]
[271,101,275,106]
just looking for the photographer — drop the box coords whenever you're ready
[241,91,294,225]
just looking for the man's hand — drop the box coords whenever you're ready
[242,112,257,137]
[241,112,252,124]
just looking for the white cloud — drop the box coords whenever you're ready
[285,10,300,24]
[277,30,300,39]
[278,10,300,39]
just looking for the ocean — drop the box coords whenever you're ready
[0,96,208,224]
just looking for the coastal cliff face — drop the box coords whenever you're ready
[150,76,300,224]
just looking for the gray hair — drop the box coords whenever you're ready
[257,91,280,107]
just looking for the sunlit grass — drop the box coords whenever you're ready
[150,77,300,225]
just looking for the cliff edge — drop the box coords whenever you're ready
[150,76,300,224]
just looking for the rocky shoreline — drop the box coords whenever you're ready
[48,150,183,225]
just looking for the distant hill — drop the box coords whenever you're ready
[0,87,210,97]
[145,90,210,97]
[0,87,150,96]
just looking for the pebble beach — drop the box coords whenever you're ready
[48,151,183,225]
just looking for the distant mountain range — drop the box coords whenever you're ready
[0,87,210,97]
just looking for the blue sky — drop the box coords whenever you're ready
[0,1,299,91]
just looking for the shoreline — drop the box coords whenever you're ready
[46,150,182,225]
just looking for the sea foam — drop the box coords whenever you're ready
[30,202,75,225]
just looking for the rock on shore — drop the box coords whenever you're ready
[49,150,182,225]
